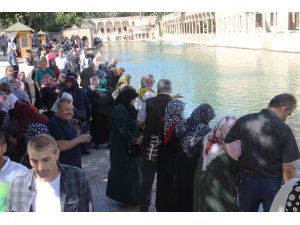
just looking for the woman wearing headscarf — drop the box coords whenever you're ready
[111,74,132,99]
[155,99,185,212]
[106,87,143,205]
[94,63,108,79]
[48,58,60,80]
[16,71,31,102]
[193,116,241,212]
[85,76,99,100]
[270,178,300,212]
[173,103,215,211]
[39,74,57,118]
[90,78,114,149]
[65,76,91,154]
[13,101,48,161]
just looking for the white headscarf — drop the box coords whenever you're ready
[50,92,73,113]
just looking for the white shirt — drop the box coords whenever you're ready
[0,156,28,183]
[55,56,68,70]
[7,41,16,53]
[135,90,156,111]
[33,172,61,212]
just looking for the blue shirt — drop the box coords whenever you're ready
[47,115,81,168]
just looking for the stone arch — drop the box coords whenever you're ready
[122,20,129,32]
[97,21,105,33]
[151,31,156,39]
[105,21,113,33]
[114,21,122,33]
[82,20,96,34]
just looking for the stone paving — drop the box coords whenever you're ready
[81,146,157,212]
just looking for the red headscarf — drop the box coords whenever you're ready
[14,101,48,137]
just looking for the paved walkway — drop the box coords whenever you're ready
[81,146,156,212]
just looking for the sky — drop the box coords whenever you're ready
[5,0,300,12]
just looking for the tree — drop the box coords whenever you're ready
[54,12,88,29]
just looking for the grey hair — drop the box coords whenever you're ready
[90,76,99,85]
[157,79,172,94]
[268,93,297,110]
[57,98,72,110]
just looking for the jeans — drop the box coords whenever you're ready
[238,172,281,212]
[8,53,18,66]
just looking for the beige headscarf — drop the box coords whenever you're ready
[112,74,131,99]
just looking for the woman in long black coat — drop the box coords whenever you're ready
[173,103,215,211]
[106,87,142,204]
[90,78,114,148]
[155,99,185,212]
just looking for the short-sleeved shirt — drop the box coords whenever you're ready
[34,68,55,85]
[55,56,69,71]
[225,108,300,177]
[0,156,28,212]
[47,115,81,168]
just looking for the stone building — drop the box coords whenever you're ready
[81,16,159,43]
[161,12,300,53]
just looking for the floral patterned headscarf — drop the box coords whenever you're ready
[163,99,185,144]
[176,103,215,152]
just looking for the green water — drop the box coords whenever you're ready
[101,41,300,175]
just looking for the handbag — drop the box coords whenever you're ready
[145,117,164,161]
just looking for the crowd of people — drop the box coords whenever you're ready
[0,36,299,213]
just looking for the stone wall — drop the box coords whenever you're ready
[62,28,93,48]
[47,32,63,41]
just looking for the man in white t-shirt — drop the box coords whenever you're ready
[55,48,69,72]
[7,134,94,212]
[0,131,28,212]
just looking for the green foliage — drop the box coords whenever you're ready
[0,12,170,33]
[54,12,88,29]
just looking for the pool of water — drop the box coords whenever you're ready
[100,41,300,175]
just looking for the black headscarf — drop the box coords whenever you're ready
[175,103,216,152]
[115,86,138,119]
[65,76,79,98]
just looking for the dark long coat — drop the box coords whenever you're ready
[106,104,142,204]
[90,90,114,144]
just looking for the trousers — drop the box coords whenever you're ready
[238,172,281,212]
